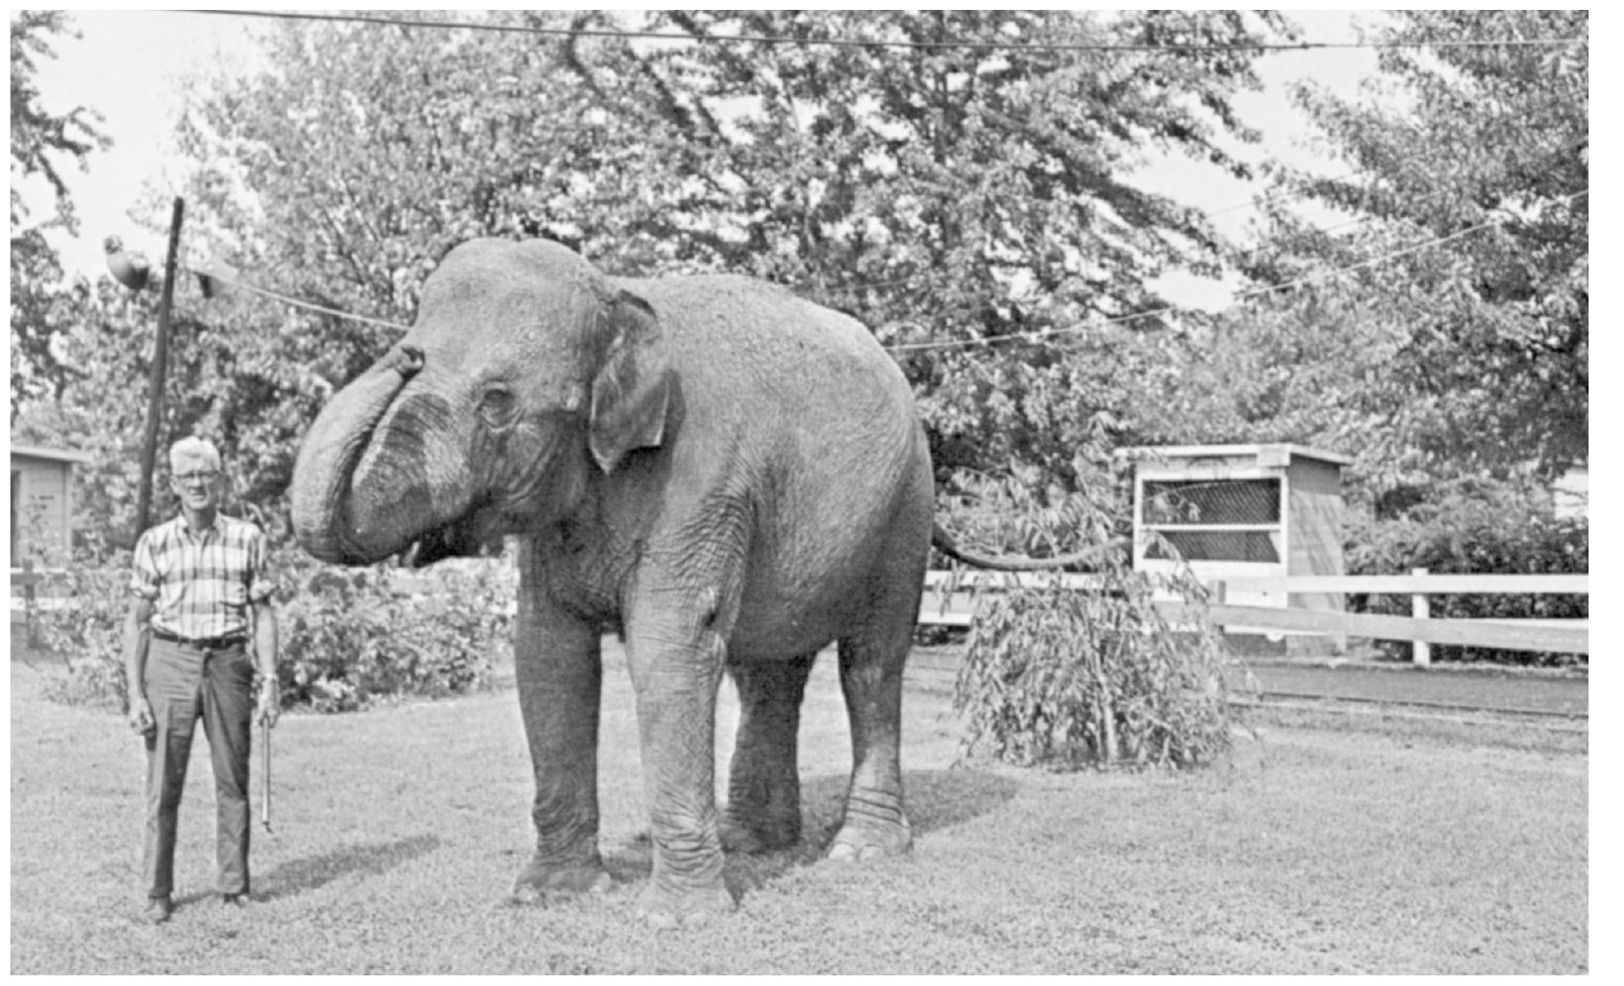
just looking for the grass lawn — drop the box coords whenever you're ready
[9,640,1587,974]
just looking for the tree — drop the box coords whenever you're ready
[1163,11,1587,490]
[163,10,1292,542]
[157,11,628,534]
[21,13,600,546]
[10,11,109,413]
[551,10,1296,490]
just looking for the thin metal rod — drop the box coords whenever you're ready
[260,719,273,833]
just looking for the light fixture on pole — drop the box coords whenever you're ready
[103,237,152,291]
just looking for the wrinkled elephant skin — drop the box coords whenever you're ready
[291,239,930,928]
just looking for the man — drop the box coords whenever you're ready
[124,437,279,925]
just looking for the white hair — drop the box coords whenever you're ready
[168,436,222,472]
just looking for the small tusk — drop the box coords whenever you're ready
[562,382,586,413]
[396,345,425,377]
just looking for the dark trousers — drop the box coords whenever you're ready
[141,637,254,899]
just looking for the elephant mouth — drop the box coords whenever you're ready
[399,509,507,568]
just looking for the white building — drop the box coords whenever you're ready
[10,443,93,565]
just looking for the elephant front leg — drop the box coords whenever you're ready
[624,592,737,929]
[509,588,612,905]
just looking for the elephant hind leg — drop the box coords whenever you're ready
[829,622,914,862]
[720,651,817,853]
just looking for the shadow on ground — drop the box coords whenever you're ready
[602,768,1018,900]
[253,834,442,901]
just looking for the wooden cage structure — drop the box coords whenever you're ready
[1124,444,1350,656]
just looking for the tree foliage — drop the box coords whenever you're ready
[160,9,1292,528]
[950,475,1235,769]
[10,11,109,413]
[535,10,1295,487]
[1135,11,1586,492]
[1344,477,1586,667]
[158,11,635,527]
[18,11,1587,558]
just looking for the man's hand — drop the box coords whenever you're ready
[256,678,280,729]
[128,697,156,738]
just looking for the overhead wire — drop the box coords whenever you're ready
[164,10,1584,348]
[182,188,1585,351]
[821,169,1368,299]
[188,9,1587,54]
[882,189,1587,354]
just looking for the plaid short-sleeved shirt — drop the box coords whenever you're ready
[129,513,272,639]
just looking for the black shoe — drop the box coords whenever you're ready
[221,893,247,909]
[142,897,174,925]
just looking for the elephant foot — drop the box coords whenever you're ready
[636,883,736,931]
[719,814,800,854]
[827,818,912,863]
[508,856,613,906]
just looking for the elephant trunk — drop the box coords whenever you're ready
[292,345,427,565]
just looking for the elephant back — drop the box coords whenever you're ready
[611,273,912,408]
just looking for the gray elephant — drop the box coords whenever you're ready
[291,239,1084,928]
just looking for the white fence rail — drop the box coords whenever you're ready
[918,569,1589,660]
[17,564,1586,659]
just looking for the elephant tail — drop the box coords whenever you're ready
[929,522,1129,572]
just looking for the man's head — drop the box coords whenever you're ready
[169,437,224,513]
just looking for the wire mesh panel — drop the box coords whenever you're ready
[1142,479,1282,526]
[1143,530,1281,563]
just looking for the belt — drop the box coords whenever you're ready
[151,628,248,650]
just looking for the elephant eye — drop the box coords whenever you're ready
[477,387,519,431]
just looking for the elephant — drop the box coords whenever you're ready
[290,238,1095,928]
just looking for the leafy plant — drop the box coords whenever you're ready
[23,534,132,711]
[11,10,112,412]
[1345,480,1587,666]
[273,552,516,713]
[947,469,1239,770]
[120,8,1299,534]
[22,531,517,713]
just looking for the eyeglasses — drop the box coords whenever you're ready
[173,471,220,484]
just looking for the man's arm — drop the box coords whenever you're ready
[124,597,155,737]
[251,601,280,728]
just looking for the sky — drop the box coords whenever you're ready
[21,9,1387,311]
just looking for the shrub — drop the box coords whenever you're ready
[23,535,132,711]
[23,539,516,713]
[945,469,1239,770]
[1345,482,1587,667]
[274,552,515,713]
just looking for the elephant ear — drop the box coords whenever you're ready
[588,289,673,474]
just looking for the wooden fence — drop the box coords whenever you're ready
[9,564,66,616]
[919,569,1589,660]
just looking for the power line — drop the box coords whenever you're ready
[170,164,1445,318]
[881,222,1494,353]
[881,189,1587,354]
[817,183,1495,330]
[189,9,1587,55]
[826,173,1366,299]
[187,189,1585,356]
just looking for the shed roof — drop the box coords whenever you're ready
[10,443,94,465]
[1117,443,1353,467]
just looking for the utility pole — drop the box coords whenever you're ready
[134,197,185,535]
